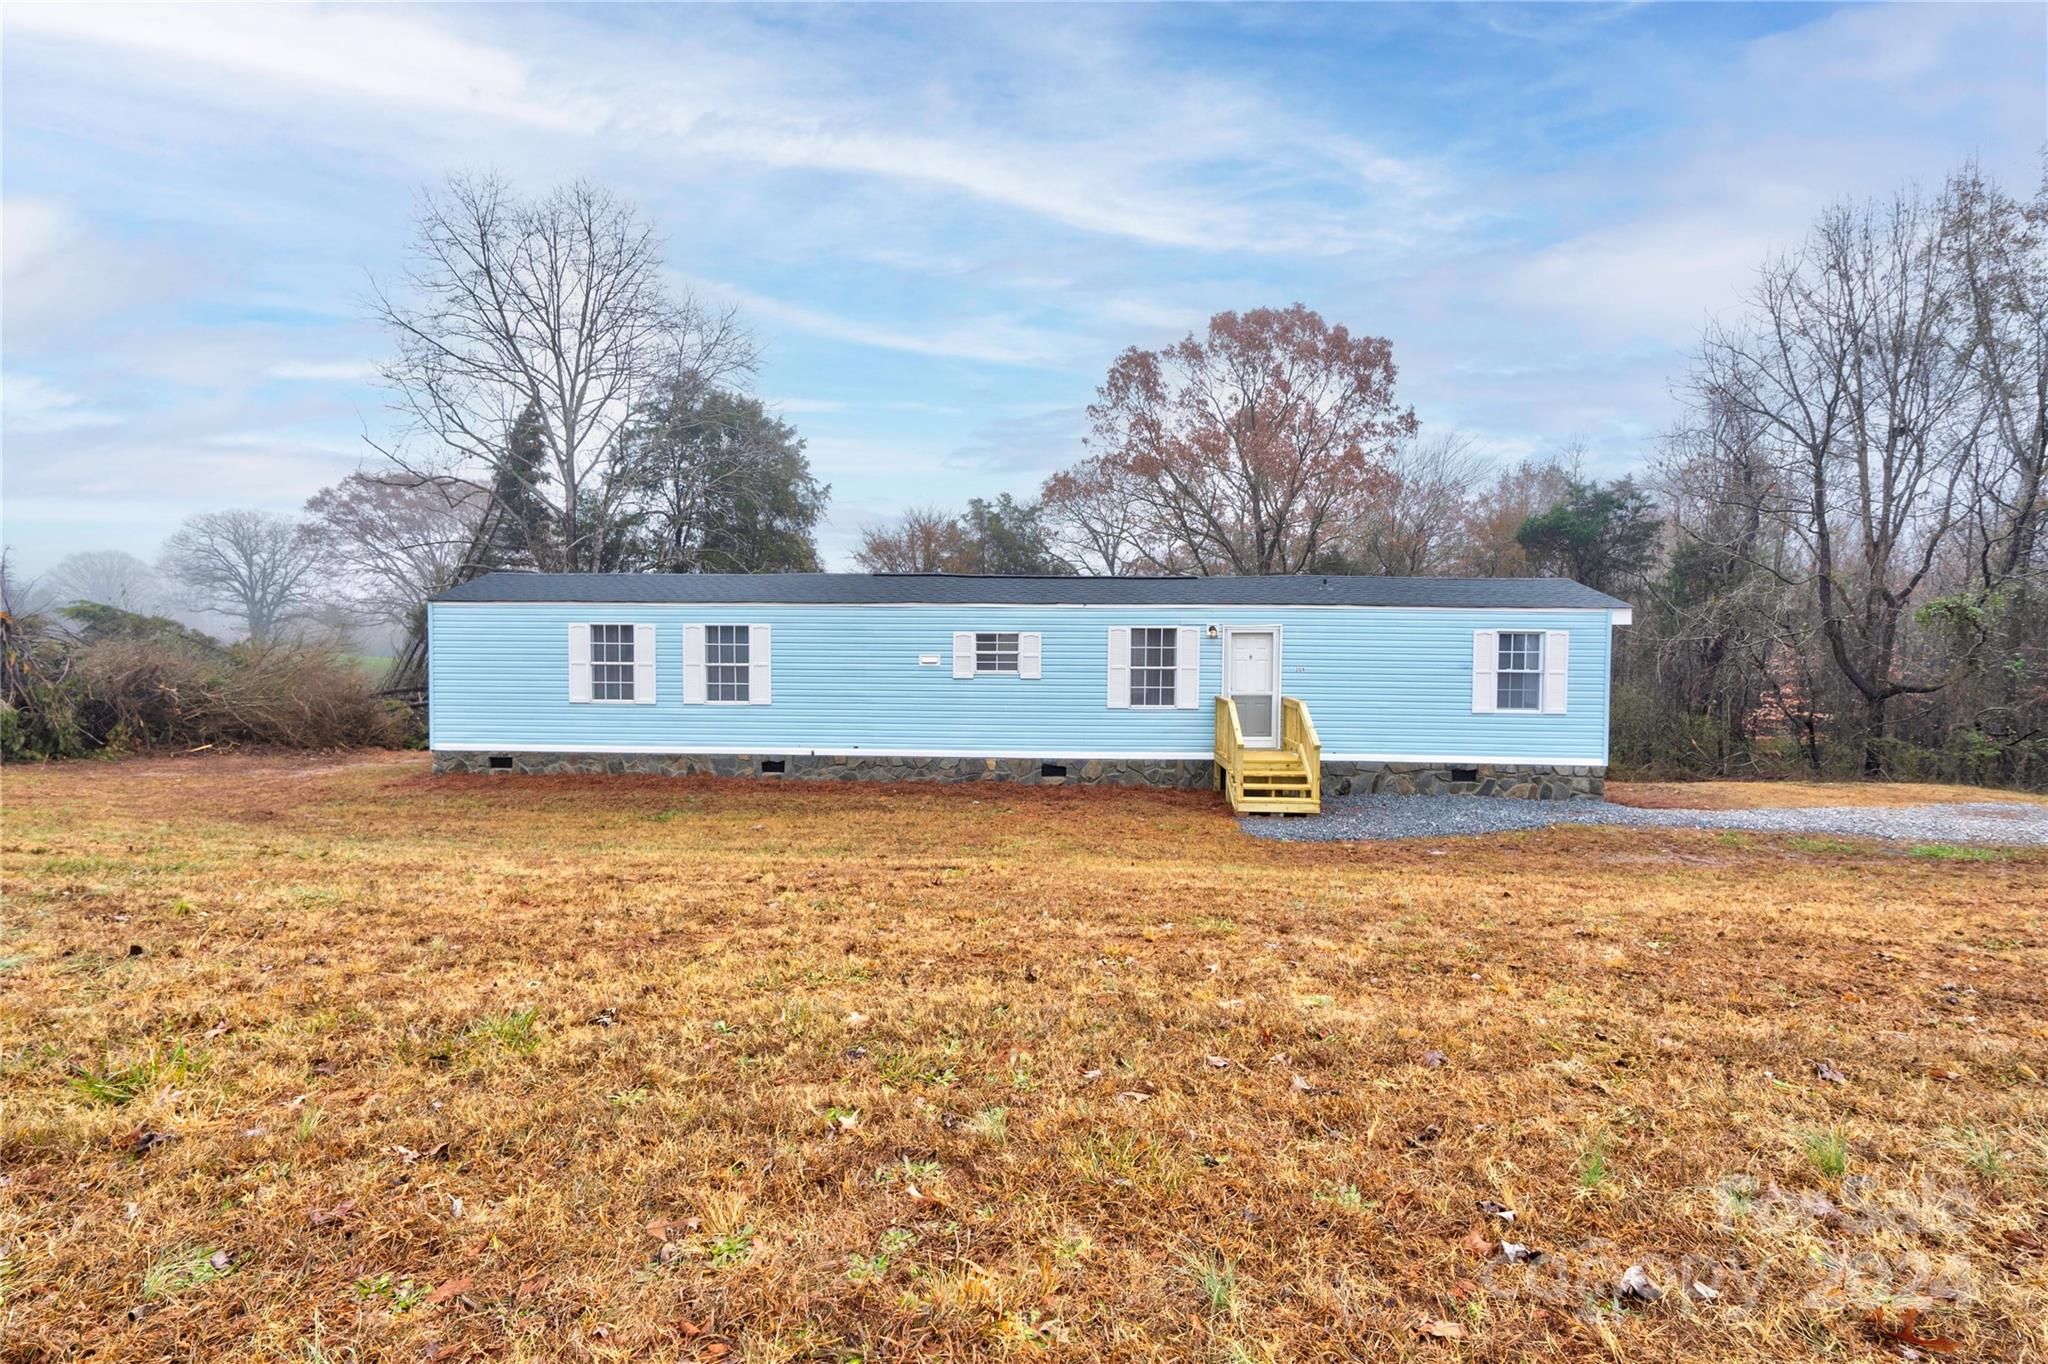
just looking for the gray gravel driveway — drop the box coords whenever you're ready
[1241,794,2048,847]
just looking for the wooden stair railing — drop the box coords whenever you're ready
[1214,695,1322,815]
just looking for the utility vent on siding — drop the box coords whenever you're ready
[488,755,514,771]
[1041,762,1068,779]
[759,758,787,775]
[1450,766,1479,783]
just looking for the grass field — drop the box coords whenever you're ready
[3,754,2044,1362]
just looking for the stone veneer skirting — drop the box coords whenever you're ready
[433,750,1602,799]
[1322,760,1602,801]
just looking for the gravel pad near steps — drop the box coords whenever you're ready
[1240,794,2048,847]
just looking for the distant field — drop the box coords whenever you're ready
[3,755,2043,1361]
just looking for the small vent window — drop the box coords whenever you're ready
[759,758,787,775]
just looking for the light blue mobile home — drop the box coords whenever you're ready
[428,572,1632,805]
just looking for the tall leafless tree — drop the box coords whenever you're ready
[1342,432,1489,576]
[370,174,757,575]
[302,474,480,628]
[46,550,162,613]
[1692,186,1987,772]
[158,509,321,642]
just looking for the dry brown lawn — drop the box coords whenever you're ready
[2,753,2044,1363]
[1609,780,2048,811]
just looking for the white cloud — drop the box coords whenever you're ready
[705,280,1081,369]
[2,4,595,131]
[1,197,192,343]
[267,360,380,383]
[1,373,119,433]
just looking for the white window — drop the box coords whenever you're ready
[1107,626,1197,709]
[569,623,656,704]
[1129,627,1178,708]
[684,624,772,705]
[706,624,750,703]
[591,624,637,701]
[1496,631,1542,711]
[952,631,1042,679]
[1472,629,1569,715]
[976,632,1020,674]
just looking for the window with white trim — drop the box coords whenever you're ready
[1496,631,1542,711]
[974,632,1020,674]
[706,624,750,703]
[590,623,636,702]
[1129,627,1178,708]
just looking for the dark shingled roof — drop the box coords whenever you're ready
[433,571,1629,611]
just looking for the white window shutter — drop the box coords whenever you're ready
[1018,632,1042,680]
[1471,630,1497,713]
[953,632,975,679]
[683,625,706,704]
[632,624,657,703]
[1542,631,1569,714]
[749,624,772,704]
[568,623,593,703]
[1106,627,1130,708]
[1174,626,1199,708]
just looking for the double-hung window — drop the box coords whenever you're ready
[975,632,1020,674]
[1495,631,1543,712]
[590,623,637,702]
[570,622,654,704]
[1129,627,1178,708]
[706,624,750,703]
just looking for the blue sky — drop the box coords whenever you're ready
[3,2,2041,576]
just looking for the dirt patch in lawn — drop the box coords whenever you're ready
[3,753,2044,1361]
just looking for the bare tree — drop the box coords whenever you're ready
[1343,432,1488,575]
[158,509,321,642]
[852,506,971,573]
[1073,304,1415,575]
[370,174,757,574]
[47,550,161,613]
[1692,185,1985,773]
[303,474,480,627]
[1040,453,1166,575]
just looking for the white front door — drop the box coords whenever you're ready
[1226,628,1280,748]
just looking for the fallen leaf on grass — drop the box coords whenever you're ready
[1460,1229,1495,1257]
[1867,1308,1960,1355]
[513,1274,549,1301]
[1814,1059,1848,1084]
[1475,1199,1515,1222]
[124,1128,173,1157]
[1498,1241,1544,1265]
[1404,1122,1443,1148]
[308,1200,358,1227]
[1205,1055,1230,1069]
[1413,1316,1467,1341]
[1617,1263,1662,1303]
[425,1276,474,1305]
[1420,1049,1449,1069]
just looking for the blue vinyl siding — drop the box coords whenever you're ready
[429,602,1616,763]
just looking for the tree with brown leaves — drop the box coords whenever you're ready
[1055,305,1416,576]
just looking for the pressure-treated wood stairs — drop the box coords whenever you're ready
[1215,696,1322,815]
